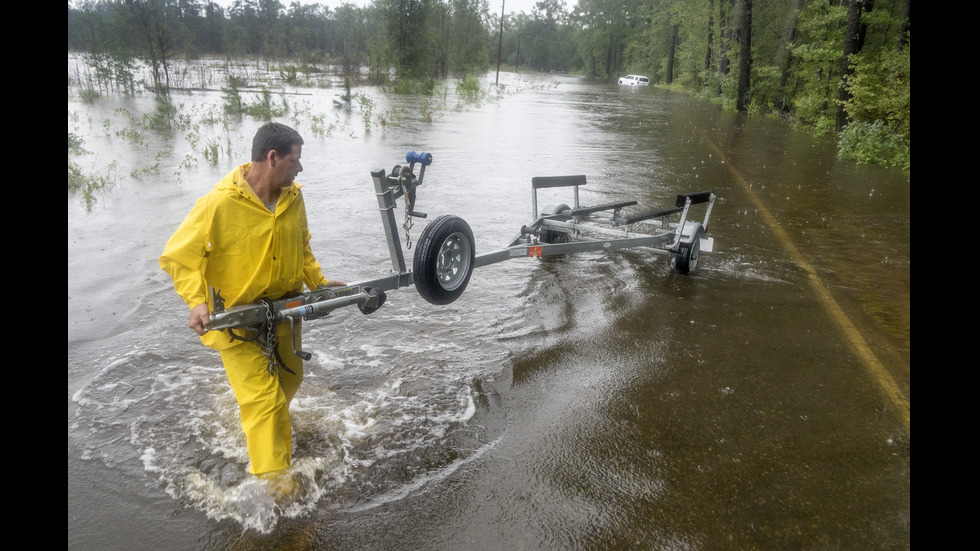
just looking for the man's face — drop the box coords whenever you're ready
[273,144,303,187]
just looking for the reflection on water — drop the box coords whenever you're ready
[68,66,908,549]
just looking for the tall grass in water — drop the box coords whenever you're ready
[222,75,246,115]
[68,161,115,211]
[150,88,177,129]
[455,75,483,100]
[245,87,286,120]
[333,78,355,110]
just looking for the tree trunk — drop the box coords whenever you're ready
[777,0,803,112]
[897,0,909,50]
[718,0,730,74]
[836,0,864,131]
[717,0,734,94]
[666,24,679,84]
[736,0,752,112]
[704,0,714,88]
[516,32,521,70]
[856,0,874,52]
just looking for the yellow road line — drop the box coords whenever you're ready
[701,132,910,432]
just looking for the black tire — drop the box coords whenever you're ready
[413,215,475,305]
[540,203,571,216]
[675,237,701,275]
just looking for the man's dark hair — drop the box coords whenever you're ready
[251,122,304,162]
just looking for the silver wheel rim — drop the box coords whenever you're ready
[436,232,472,291]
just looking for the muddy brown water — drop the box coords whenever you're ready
[68,71,909,549]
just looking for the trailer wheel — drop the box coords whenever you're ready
[413,215,475,305]
[675,237,701,274]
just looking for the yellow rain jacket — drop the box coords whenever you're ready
[160,163,331,475]
[159,163,329,350]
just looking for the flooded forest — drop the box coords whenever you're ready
[68,0,909,168]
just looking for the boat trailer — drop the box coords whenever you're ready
[208,151,716,358]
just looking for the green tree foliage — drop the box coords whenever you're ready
[333,3,372,77]
[838,39,909,167]
[784,1,846,130]
[378,0,491,78]
[380,0,434,78]
[520,0,574,72]
[121,0,181,93]
[69,0,491,82]
[574,0,640,78]
[605,0,908,166]
[844,44,909,135]
[69,1,140,94]
[446,0,493,75]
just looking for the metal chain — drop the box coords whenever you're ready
[259,299,284,390]
[399,175,414,249]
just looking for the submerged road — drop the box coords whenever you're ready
[701,131,909,431]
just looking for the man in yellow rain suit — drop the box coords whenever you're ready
[160,122,343,476]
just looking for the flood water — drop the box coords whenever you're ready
[68,68,909,549]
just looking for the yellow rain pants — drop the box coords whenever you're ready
[220,325,303,475]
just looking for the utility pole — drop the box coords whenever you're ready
[496,0,505,85]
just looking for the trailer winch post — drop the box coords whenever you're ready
[372,168,411,281]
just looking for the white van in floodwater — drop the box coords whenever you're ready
[618,75,649,86]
